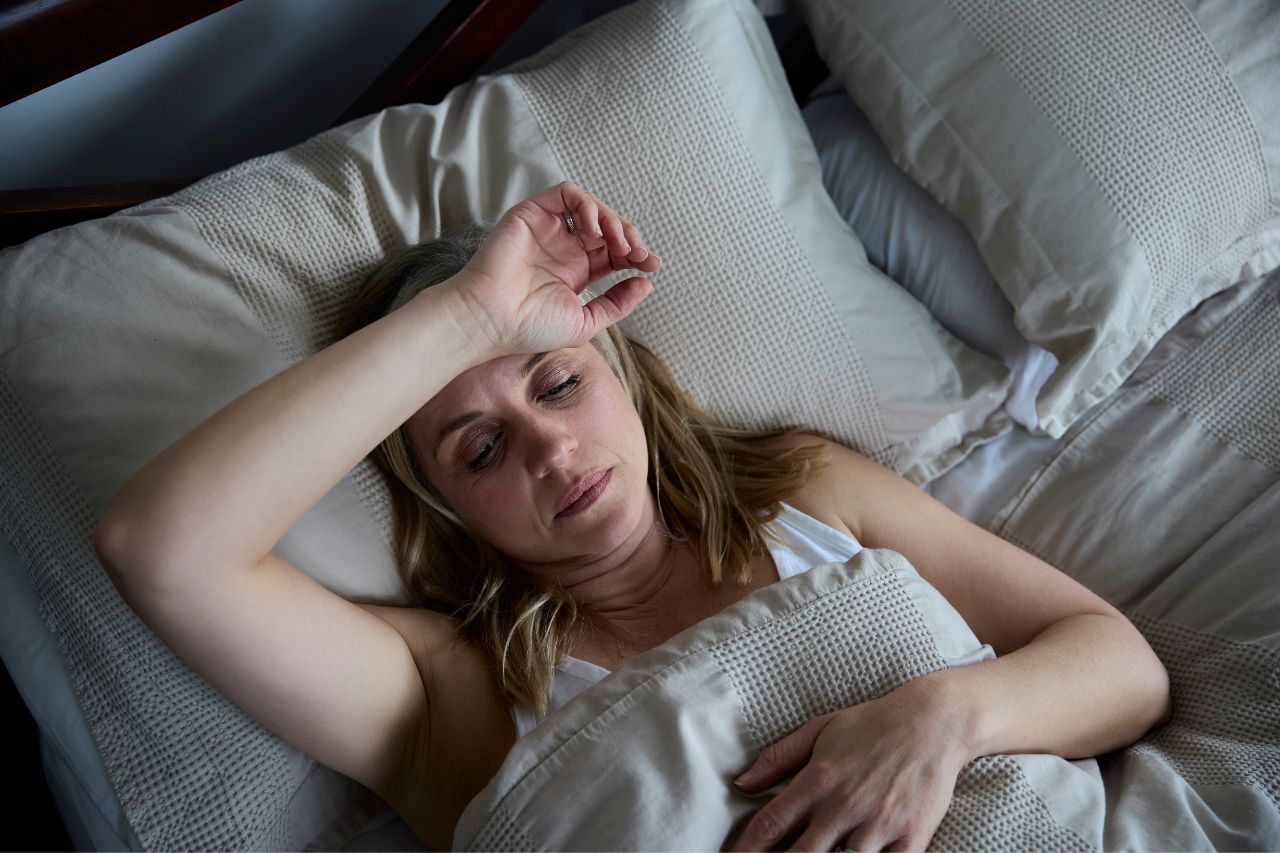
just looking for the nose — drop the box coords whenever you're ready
[523,414,577,478]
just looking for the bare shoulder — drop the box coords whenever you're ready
[758,430,890,544]
[764,433,1133,662]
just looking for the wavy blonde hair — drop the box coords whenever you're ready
[342,224,828,714]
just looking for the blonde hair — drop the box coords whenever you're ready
[343,224,828,714]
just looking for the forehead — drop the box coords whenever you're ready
[424,352,541,417]
[418,344,601,422]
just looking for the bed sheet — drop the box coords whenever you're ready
[0,534,143,852]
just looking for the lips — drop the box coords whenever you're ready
[556,468,610,516]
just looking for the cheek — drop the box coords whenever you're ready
[616,399,649,462]
[591,378,643,438]
[453,479,528,527]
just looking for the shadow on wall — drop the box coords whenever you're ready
[0,0,449,189]
[0,0,794,192]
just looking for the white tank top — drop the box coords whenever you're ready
[509,501,863,739]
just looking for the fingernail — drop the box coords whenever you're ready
[733,774,752,788]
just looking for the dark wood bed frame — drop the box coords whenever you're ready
[0,0,827,249]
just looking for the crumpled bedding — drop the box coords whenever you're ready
[987,269,1280,850]
[453,547,1106,851]
[453,271,1280,852]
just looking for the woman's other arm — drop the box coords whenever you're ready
[819,439,1172,756]
[729,436,1170,852]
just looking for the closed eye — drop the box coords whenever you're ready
[543,374,581,399]
[464,373,583,473]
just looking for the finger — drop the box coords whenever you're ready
[727,797,807,853]
[628,249,661,273]
[842,822,895,853]
[580,276,652,336]
[621,223,649,264]
[787,781,872,852]
[590,194,632,257]
[734,713,834,793]
[884,835,916,852]
[573,193,604,242]
[790,821,850,853]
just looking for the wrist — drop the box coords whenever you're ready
[406,272,502,366]
[905,668,984,767]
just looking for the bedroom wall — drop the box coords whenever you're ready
[0,0,644,191]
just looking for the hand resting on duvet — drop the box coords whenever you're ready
[96,180,1172,852]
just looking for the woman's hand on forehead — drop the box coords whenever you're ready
[444,181,662,359]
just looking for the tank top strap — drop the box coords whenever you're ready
[766,501,863,580]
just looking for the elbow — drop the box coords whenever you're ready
[94,506,163,582]
[1125,616,1172,733]
[1104,612,1173,737]
[1149,657,1173,730]
[94,511,182,607]
[95,507,122,565]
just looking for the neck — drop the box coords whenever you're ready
[547,507,698,655]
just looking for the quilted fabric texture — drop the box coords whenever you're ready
[988,271,1280,849]
[794,0,1280,438]
[0,0,1013,849]
[455,549,1105,851]
[1144,283,1280,474]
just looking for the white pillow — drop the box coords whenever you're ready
[0,0,1011,848]
[802,75,1058,433]
[792,0,1280,438]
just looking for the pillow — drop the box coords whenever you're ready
[791,0,1280,438]
[0,0,1011,848]
[802,74,1058,433]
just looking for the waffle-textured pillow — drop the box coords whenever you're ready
[791,0,1280,438]
[0,0,1009,849]
[802,74,1059,434]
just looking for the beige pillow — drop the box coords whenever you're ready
[791,0,1280,438]
[0,0,1010,848]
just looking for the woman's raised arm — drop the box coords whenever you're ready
[95,180,658,575]
[91,182,660,846]
[97,277,487,574]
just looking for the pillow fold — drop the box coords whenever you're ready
[793,0,1280,437]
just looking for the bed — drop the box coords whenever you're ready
[1,0,1277,850]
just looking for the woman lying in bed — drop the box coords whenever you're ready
[95,180,1171,852]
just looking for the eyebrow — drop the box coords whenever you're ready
[433,351,551,462]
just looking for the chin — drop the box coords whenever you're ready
[565,468,647,545]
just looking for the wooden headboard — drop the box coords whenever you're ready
[0,0,826,249]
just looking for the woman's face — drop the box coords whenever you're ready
[406,342,653,570]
